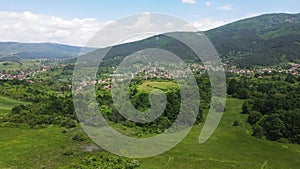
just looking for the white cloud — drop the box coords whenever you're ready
[0,11,230,47]
[187,18,228,31]
[218,4,233,11]
[205,2,212,6]
[0,11,109,46]
[182,0,197,4]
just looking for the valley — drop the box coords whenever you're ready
[0,12,299,169]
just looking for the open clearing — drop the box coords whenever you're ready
[0,60,42,71]
[0,95,29,110]
[138,81,178,92]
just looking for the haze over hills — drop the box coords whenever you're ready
[1,13,300,67]
[0,42,85,60]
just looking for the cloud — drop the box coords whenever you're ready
[218,4,233,11]
[0,11,229,47]
[205,2,212,6]
[0,11,109,46]
[182,0,197,4]
[186,18,228,31]
[87,13,198,48]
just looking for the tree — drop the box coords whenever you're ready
[247,111,262,125]
[280,109,300,143]
[227,79,238,95]
[252,125,263,138]
[285,74,297,83]
[235,88,250,99]
[259,114,285,141]
[241,100,252,114]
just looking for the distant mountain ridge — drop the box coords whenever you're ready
[93,13,300,67]
[206,13,300,67]
[1,13,300,67]
[0,42,84,60]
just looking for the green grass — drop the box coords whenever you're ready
[138,81,178,92]
[0,125,88,169]
[0,98,299,168]
[138,98,300,169]
[0,60,42,71]
[0,95,29,110]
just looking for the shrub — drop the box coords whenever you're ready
[247,111,262,125]
[233,120,240,126]
[61,119,76,128]
[72,132,86,142]
[252,125,263,138]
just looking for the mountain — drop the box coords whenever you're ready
[92,13,300,67]
[1,13,300,67]
[0,42,85,60]
[206,13,300,67]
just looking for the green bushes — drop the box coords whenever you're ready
[247,111,262,125]
[6,95,76,128]
[228,74,300,144]
[63,155,140,169]
[61,119,76,128]
[72,132,87,142]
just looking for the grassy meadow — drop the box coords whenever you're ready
[0,95,29,111]
[0,60,43,72]
[0,98,299,168]
[137,81,178,92]
[139,98,300,169]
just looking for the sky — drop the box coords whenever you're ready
[0,0,299,46]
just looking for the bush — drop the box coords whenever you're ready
[62,151,74,156]
[252,125,263,138]
[259,114,285,141]
[72,132,86,142]
[233,120,240,126]
[64,155,140,169]
[247,111,262,125]
[61,119,76,128]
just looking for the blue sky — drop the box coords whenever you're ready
[0,0,299,45]
[0,0,299,21]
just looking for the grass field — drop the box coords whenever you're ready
[0,98,299,168]
[138,81,178,92]
[0,60,42,71]
[0,95,29,110]
[0,126,83,168]
[138,98,300,169]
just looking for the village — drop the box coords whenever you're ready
[1,61,299,89]
[75,62,300,91]
[0,65,52,81]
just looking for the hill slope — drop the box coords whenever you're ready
[0,42,85,60]
[1,13,300,67]
[206,13,300,67]
[90,13,300,67]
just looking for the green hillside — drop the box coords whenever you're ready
[139,98,300,169]
[0,42,89,60]
[206,13,300,67]
[1,13,300,67]
[0,95,29,110]
[95,13,300,67]
[1,98,299,168]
